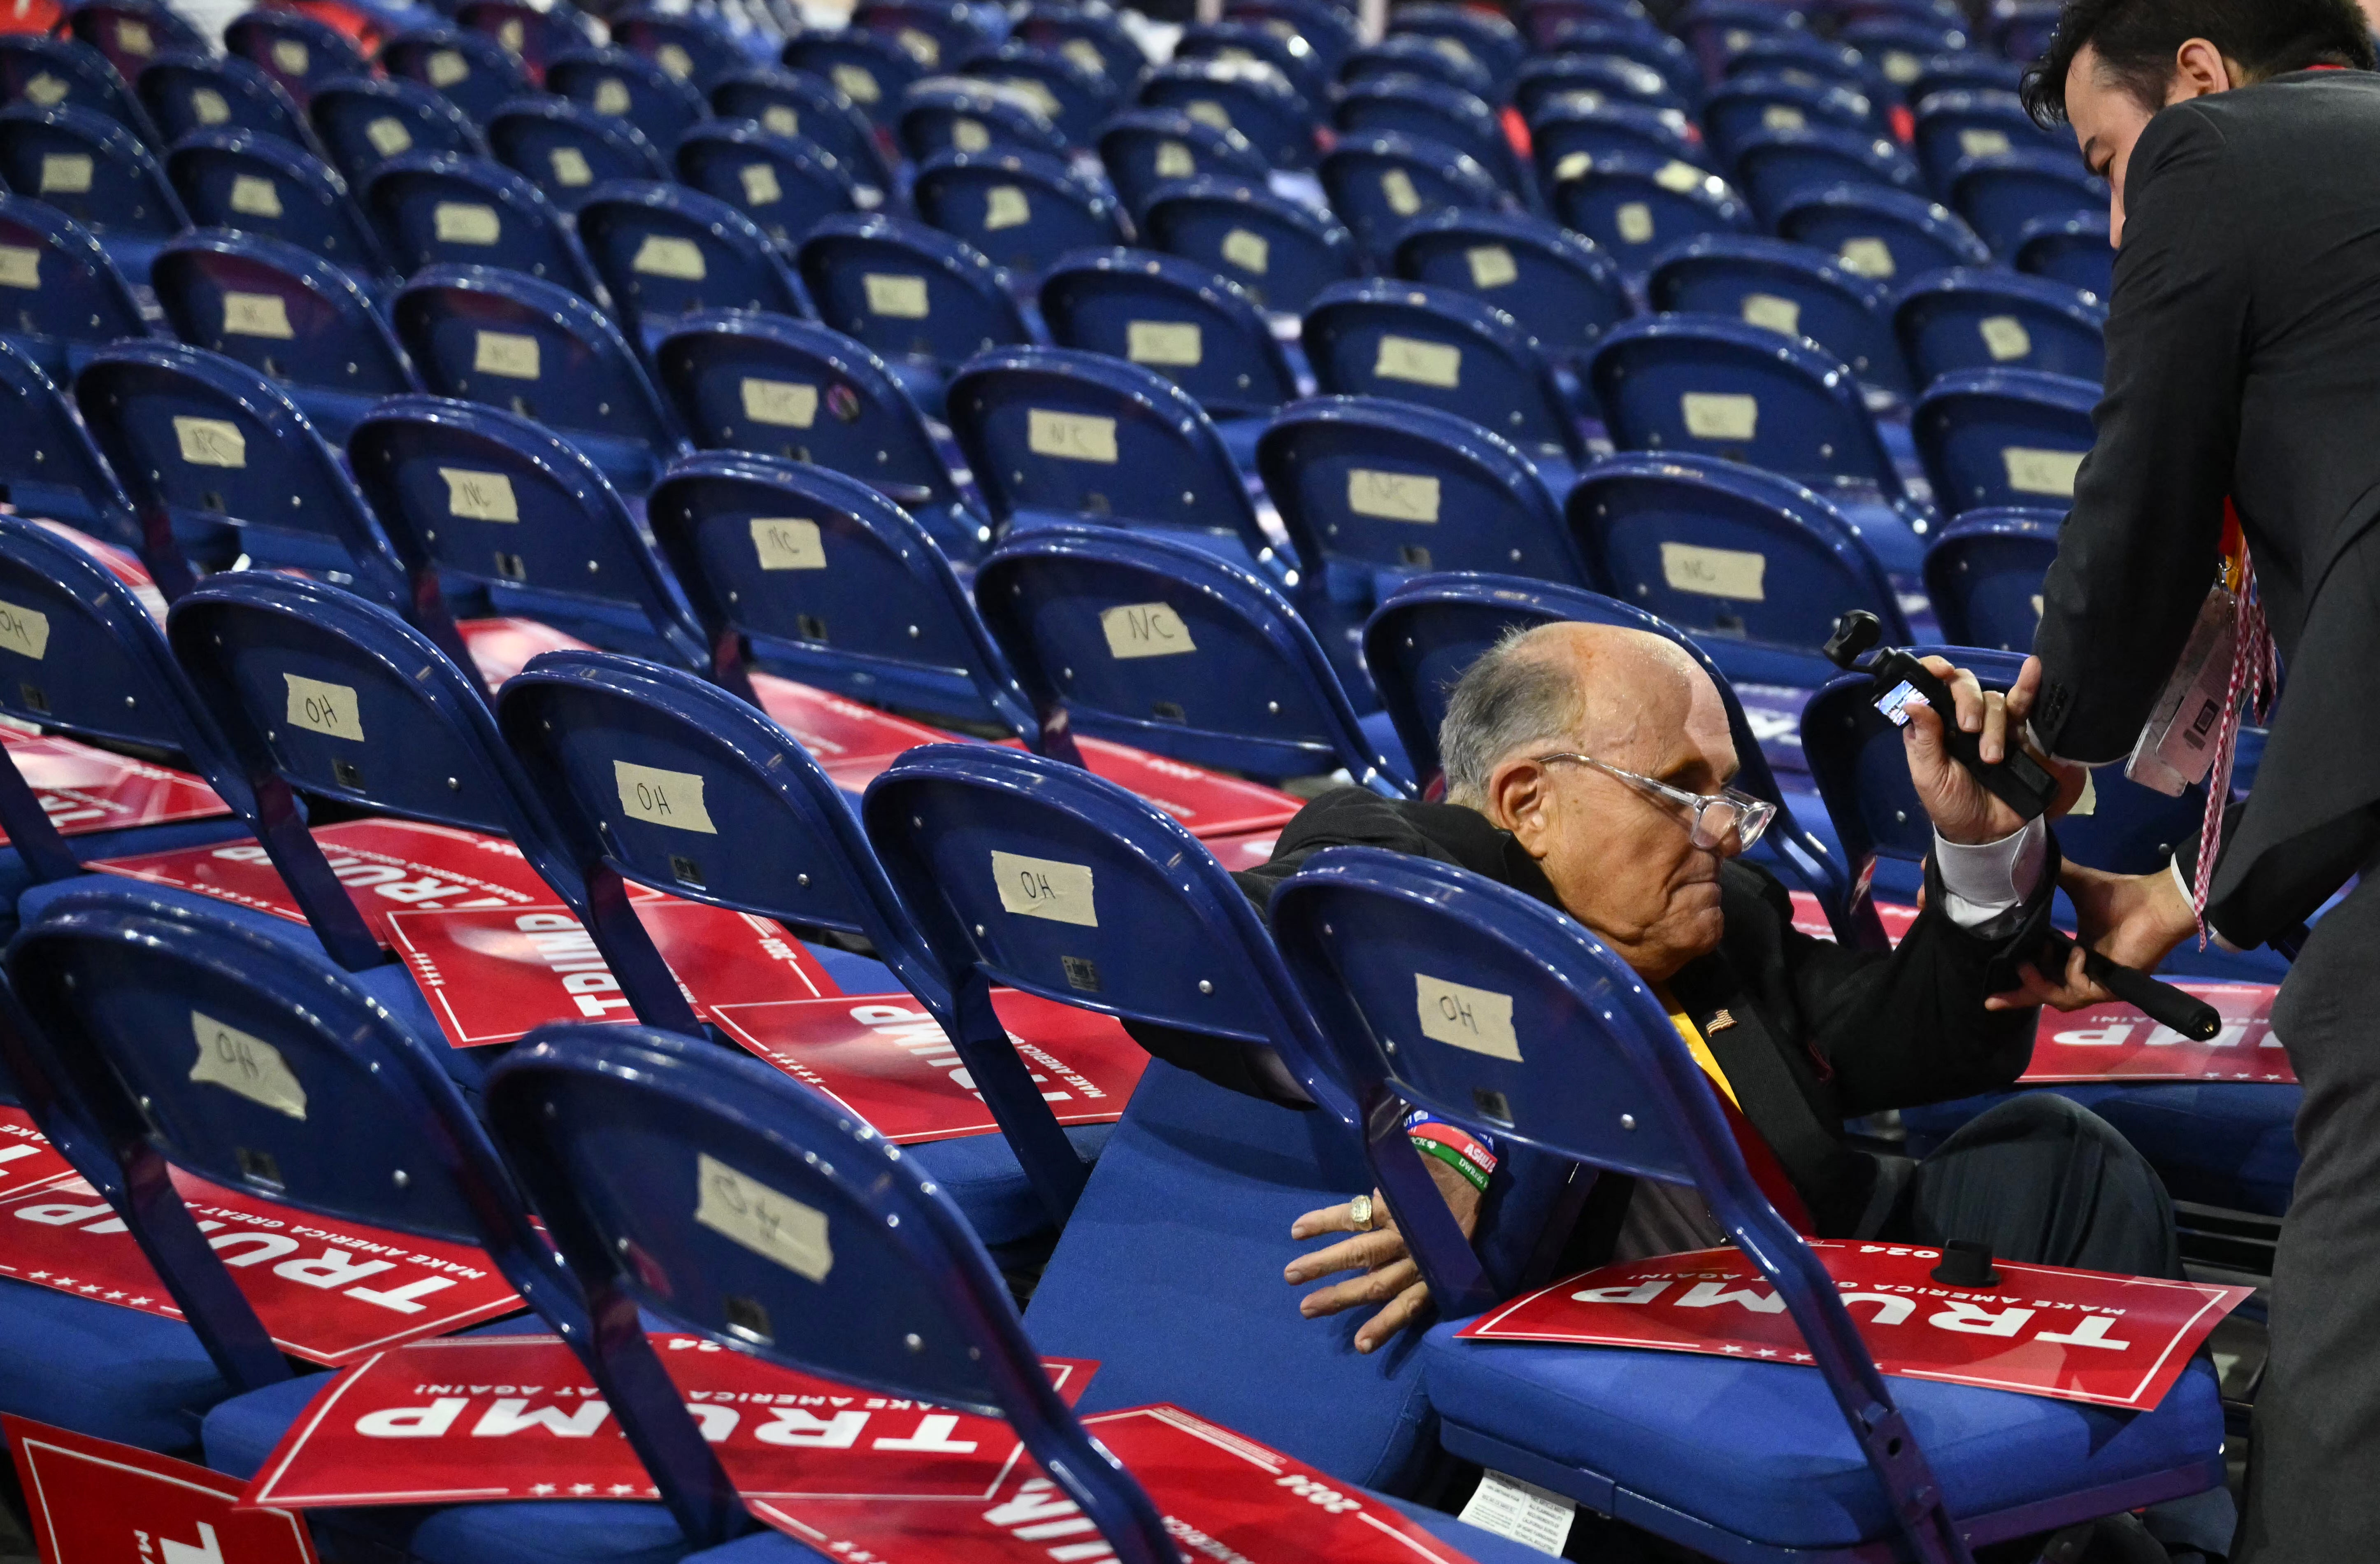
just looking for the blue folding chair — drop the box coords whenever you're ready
[1906,50,2025,106]
[1918,506,2058,652]
[1177,20,1333,109]
[58,0,204,85]
[575,182,809,351]
[1139,175,1356,314]
[348,394,711,670]
[74,340,436,601]
[364,150,604,299]
[305,73,486,191]
[135,53,314,152]
[1729,123,1924,223]
[1702,72,1881,157]
[0,339,142,554]
[1540,16,1699,92]
[653,310,988,561]
[673,120,859,247]
[1268,846,2227,1564]
[1302,278,1586,492]
[975,523,1403,788]
[1513,51,1684,120]
[711,64,892,198]
[1529,100,1708,190]
[1096,106,1269,219]
[1136,56,1317,171]
[1550,151,1754,278]
[1567,451,1910,691]
[223,9,369,109]
[162,129,390,282]
[897,75,1070,163]
[1037,244,1296,463]
[795,211,1032,411]
[547,45,712,154]
[1948,149,2107,258]
[390,264,689,495]
[1229,0,1361,77]
[0,192,153,380]
[962,40,1121,149]
[2016,211,2114,298]
[1647,234,1906,398]
[948,344,1290,580]
[0,103,183,282]
[0,35,153,142]
[1774,182,1994,285]
[610,6,758,93]
[1358,569,1852,923]
[780,28,927,128]
[1722,31,1883,101]
[150,228,416,443]
[1389,209,1631,373]
[1911,367,2097,516]
[1892,267,2105,386]
[1012,1,1148,93]
[1991,0,2064,65]
[483,94,669,213]
[1911,88,2063,196]
[1318,130,1507,262]
[1672,0,1801,72]
[456,0,599,85]
[854,0,1002,74]
[381,25,534,125]
[1334,75,1528,199]
[1394,1,1524,88]
[911,145,1125,280]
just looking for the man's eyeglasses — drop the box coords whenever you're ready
[1533,753,1776,852]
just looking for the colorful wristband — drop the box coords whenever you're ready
[1405,1110,1497,1191]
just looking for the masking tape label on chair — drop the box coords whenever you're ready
[173,416,248,468]
[0,600,51,660]
[762,105,799,137]
[432,201,500,245]
[1837,237,1895,277]
[365,115,412,157]
[229,174,284,218]
[1099,601,1195,659]
[439,467,519,522]
[1659,542,1766,601]
[1416,972,1521,1061]
[1155,138,1196,178]
[37,155,90,195]
[1374,335,1461,388]
[284,673,364,742]
[743,377,819,428]
[426,49,469,86]
[992,849,1097,926]
[473,330,541,379]
[1027,409,1117,463]
[1126,320,1202,367]
[188,1009,311,1119]
[223,290,295,339]
[0,245,38,289]
[1741,293,1800,337]
[983,185,1031,231]
[1347,469,1439,523]
[695,1152,834,1281]
[2003,445,2083,498]
[751,517,826,570]
[1466,245,1517,289]
[1221,227,1269,274]
[549,147,593,188]
[1681,392,1758,441]
[189,88,230,125]
[632,234,706,280]
[863,272,930,317]
[614,760,718,834]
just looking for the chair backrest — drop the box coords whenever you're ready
[1907,49,2023,106]
[1565,451,1909,688]
[0,191,147,376]
[1911,366,2097,516]
[946,344,1284,575]
[1587,312,1904,496]
[1316,129,1506,262]
[645,449,1034,733]
[1729,123,1923,223]
[2014,212,2113,297]
[1258,395,1586,593]
[1550,151,1754,276]
[651,309,986,563]
[975,523,1404,789]
[1540,17,1698,93]
[225,9,371,107]
[483,94,669,212]
[963,40,1121,149]
[1011,2,1147,94]
[1720,30,1877,98]
[1891,266,2105,385]
[853,0,1000,74]
[673,120,858,246]
[911,145,1125,279]
[1919,506,2059,653]
[575,181,808,347]
[1644,233,1904,395]
[0,102,183,239]
[380,26,534,124]
[363,150,603,299]
[389,262,686,493]
[1527,100,1702,187]
[479,1022,1175,1564]
[1395,3,1526,91]
[547,45,712,153]
[1227,0,1359,76]
[0,35,151,141]
[1334,76,1522,194]
[61,0,206,86]
[1388,208,1630,365]
[151,227,415,411]
[1036,244,1297,419]
[1095,107,1269,219]
[163,128,389,279]
[1303,277,1582,467]
[1947,149,2106,257]
[306,73,485,191]
[456,0,598,84]
[780,29,927,127]
[1138,175,1356,314]
[0,338,139,555]
[1177,19,1333,107]
[1516,51,1684,118]
[1910,87,2063,193]
[346,393,710,671]
[136,52,312,149]
[898,74,1071,163]
[1701,72,1880,158]
[1773,182,1992,285]
[711,64,892,195]
[611,7,752,93]
[1136,56,1316,170]
[796,210,1032,372]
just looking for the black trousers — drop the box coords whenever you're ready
[2237,870,2380,1562]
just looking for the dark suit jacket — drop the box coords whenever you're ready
[1216,789,2052,1238]
[2031,70,2380,944]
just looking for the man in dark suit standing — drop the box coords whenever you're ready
[2006,4,2380,1559]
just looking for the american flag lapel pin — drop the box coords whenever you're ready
[1708,1009,1737,1034]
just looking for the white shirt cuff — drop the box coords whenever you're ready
[2168,856,2242,952]
[1935,818,2048,930]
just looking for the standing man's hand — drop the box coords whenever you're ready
[1902,654,2088,844]
[1986,860,2206,1012]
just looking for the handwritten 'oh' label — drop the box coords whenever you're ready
[2003,446,2083,498]
[473,330,541,379]
[38,154,91,194]
[992,849,1097,927]
[741,377,819,428]
[694,1153,833,1281]
[632,234,706,279]
[229,174,284,217]
[222,290,295,339]
[1741,293,1800,337]
[1682,391,1759,441]
[365,115,413,157]
[173,417,247,468]
[1615,202,1655,244]
[440,467,519,522]
[1027,409,1118,463]
[832,64,880,102]
[1374,335,1461,388]
[0,245,38,289]
[1098,601,1195,659]
[594,77,633,116]
[739,161,783,207]
[285,673,364,741]
[0,598,50,659]
[189,1010,309,1120]
[1347,468,1440,523]
[1978,315,2033,362]
[433,202,501,245]
[983,185,1032,231]
[750,516,826,570]
[762,105,798,137]
[190,87,230,125]
[1155,139,1195,178]
[863,272,929,317]
[1416,973,1521,1061]
[1836,237,1895,278]
[1466,244,1517,289]
[1381,168,1422,216]
[1221,227,1269,274]
[1126,320,1202,366]
[1659,541,1767,601]
[614,759,718,834]
[549,146,593,187]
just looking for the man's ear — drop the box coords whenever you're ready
[1485,757,1555,861]
[2168,37,2236,101]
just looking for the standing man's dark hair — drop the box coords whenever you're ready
[2021,0,2376,126]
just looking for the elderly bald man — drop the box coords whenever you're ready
[1242,624,2182,1351]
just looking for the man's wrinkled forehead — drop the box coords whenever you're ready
[1524,624,1734,765]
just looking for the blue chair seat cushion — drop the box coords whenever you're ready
[0,1273,228,1454]
[1420,1328,2223,1550]
[907,1123,1116,1249]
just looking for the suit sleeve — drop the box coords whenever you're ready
[2031,106,2249,763]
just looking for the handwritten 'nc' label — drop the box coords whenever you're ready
[473,330,541,379]
[284,673,364,741]
[1347,469,1439,523]
[1027,409,1118,463]
[189,1010,309,1119]
[1659,542,1767,601]
[1126,320,1202,366]
[173,417,247,468]
[1374,335,1461,388]
[750,517,826,570]
[992,849,1097,927]
[439,467,519,522]
[1681,392,1758,441]
[2003,446,2083,498]
[741,377,819,428]
[694,1152,833,1281]
[223,290,295,338]
[1098,601,1195,659]
[614,759,718,834]
[862,272,929,317]
[1416,973,1521,1061]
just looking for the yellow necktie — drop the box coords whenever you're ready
[1656,986,1740,1110]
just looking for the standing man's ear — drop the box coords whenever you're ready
[1486,757,1556,861]
[2170,37,2239,101]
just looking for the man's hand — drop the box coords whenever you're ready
[1902,654,2088,845]
[1986,861,2204,1012]
[1285,1157,1481,1355]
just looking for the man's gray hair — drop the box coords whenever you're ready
[1439,626,1583,808]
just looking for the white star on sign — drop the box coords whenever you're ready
[1792,1352,1814,1363]
[128,1296,151,1306]
[104,1290,124,1300]
[28,1271,47,1280]
[1720,1344,1743,1354]
[530,1485,556,1496]
[79,1283,101,1293]
[1755,1348,1778,1358]
[609,1484,636,1496]
[570,1484,595,1496]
